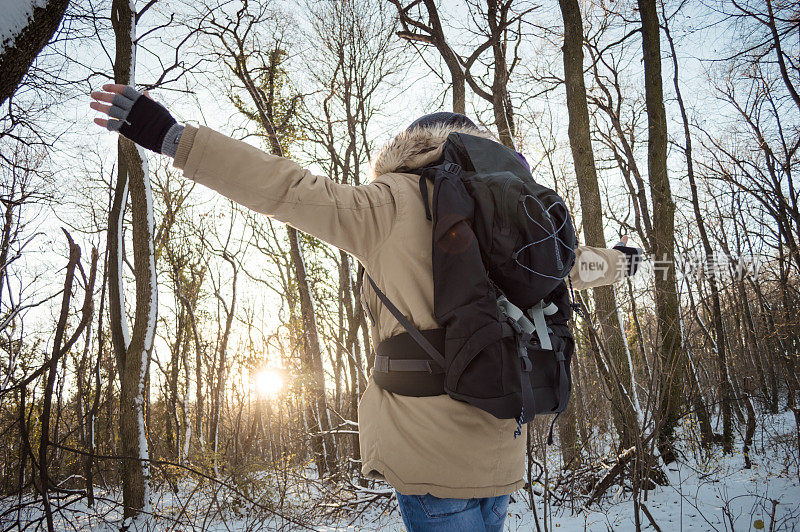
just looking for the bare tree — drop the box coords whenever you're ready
[199,0,338,477]
[36,231,97,531]
[662,5,732,453]
[557,0,643,452]
[389,0,467,114]
[107,0,159,519]
[300,0,401,475]
[389,0,534,148]
[201,205,245,476]
[637,0,683,463]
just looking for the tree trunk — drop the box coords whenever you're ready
[287,229,338,477]
[558,393,581,469]
[109,0,158,518]
[558,0,641,449]
[180,290,205,454]
[37,235,80,532]
[638,0,684,463]
[210,254,237,476]
[664,18,732,452]
[487,0,515,149]
[166,305,184,460]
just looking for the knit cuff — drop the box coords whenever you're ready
[172,124,198,169]
[161,123,184,158]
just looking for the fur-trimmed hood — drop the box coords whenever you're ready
[370,122,495,179]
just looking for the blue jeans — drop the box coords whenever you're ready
[395,491,509,531]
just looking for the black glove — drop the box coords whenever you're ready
[106,86,183,157]
[613,244,642,276]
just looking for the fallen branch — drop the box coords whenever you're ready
[585,446,636,507]
[641,503,663,532]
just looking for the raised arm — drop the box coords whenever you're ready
[173,125,397,260]
[90,85,397,260]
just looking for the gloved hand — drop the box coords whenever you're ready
[90,84,184,157]
[613,236,642,276]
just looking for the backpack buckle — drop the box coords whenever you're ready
[443,162,461,175]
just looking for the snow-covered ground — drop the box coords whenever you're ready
[504,439,800,531]
[3,410,798,530]
[323,410,800,531]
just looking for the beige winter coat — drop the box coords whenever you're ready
[173,122,629,498]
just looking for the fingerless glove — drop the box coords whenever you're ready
[106,86,184,157]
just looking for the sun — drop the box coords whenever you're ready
[254,370,283,398]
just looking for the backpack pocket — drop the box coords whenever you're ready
[444,322,504,398]
[444,322,523,419]
[528,327,573,414]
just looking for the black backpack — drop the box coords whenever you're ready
[365,132,578,438]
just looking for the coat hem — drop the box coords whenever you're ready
[361,459,524,499]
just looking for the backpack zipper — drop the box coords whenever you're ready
[501,176,515,229]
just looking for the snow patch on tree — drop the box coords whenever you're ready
[0,0,48,54]
[138,148,154,516]
[613,287,643,422]
[141,148,157,352]
[115,178,132,349]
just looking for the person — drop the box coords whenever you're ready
[90,85,639,531]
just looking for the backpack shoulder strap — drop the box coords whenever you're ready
[365,274,446,369]
[357,263,375,326]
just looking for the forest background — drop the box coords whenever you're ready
[0,0,798,529]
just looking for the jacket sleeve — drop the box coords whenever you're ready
[568,245,629,290]
[173,125,396,260]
